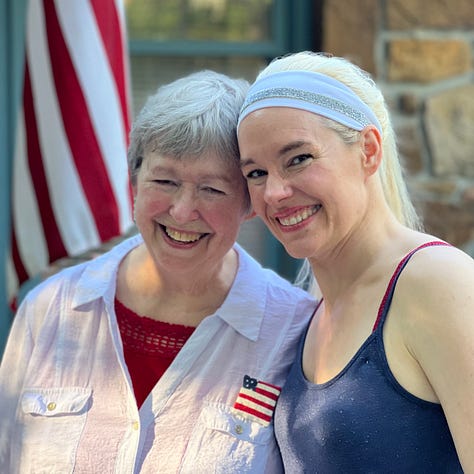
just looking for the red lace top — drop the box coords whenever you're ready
[115,298,196,407]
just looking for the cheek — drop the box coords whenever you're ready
[247,185,266,211]
[210,202,247,232]
[137,190,169,217]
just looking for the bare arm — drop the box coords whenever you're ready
[404,246,474,471]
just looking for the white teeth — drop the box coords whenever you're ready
[278,205,321,226]
[165,227,203,242]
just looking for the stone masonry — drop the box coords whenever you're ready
[323,0,474,256]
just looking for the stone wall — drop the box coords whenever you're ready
[323,0,474,256]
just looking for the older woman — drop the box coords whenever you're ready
[237,52,474,472]
[0,70,316,473]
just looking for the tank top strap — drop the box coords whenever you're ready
[372,241,451,332]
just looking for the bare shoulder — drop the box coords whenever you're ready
[393,240,474,375]
[392,241,474,363]
[394,243,474,469]
[398,243,473,303]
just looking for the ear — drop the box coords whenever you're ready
[360,126,382,178]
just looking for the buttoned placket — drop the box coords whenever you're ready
[98,293,143,474]
[105,293,223,473]
[147,315,223,415]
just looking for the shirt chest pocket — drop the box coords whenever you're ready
[13,387,92,474]
[179,402,274,473]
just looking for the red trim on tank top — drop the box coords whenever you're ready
[372,241,451,332]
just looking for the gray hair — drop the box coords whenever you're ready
[128,70,250,186]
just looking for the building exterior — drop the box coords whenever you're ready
[324,0,474,256]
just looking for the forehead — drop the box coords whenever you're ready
[242,106,323,128]
[238,107,326,152]
[240,107,324,137]
[143,150,240,181]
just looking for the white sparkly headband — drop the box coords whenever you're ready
[237,70,382,134]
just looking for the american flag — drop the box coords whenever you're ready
[7,0,133,305]
[232,375,281,426]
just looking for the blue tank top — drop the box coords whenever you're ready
[275,242,463,473]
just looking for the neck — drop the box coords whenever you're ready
[117,244,238,325]
[309,212,406,310]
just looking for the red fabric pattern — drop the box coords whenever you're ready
[115,298,195,407]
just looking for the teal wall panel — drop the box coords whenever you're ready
[0,0,27,354]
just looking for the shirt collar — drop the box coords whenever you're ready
[72,237,268,342]
[72,234,143,308]
[213,244,267,342]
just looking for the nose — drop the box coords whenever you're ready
[264,173,293,205]
[169,188,200,224]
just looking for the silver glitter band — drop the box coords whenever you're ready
[237,70,382,134]
[240,87,371,128]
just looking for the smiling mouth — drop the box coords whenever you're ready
[276,205,321,227]
[161,225,208,243]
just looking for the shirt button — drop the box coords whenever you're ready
[234,424,243,435]
[132,421,139,431]
[47,402,57,411]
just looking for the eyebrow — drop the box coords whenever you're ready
[199,173,233,184]
[149,165,233,184]
[240,140,310,168]
[279,140,309,156]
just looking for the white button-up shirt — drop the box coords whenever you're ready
[0,235,316,473]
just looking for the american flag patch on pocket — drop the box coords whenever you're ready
[232,374,281,426]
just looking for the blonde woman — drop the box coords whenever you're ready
[238,52,473,473]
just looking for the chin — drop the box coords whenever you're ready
[283,245,308,260]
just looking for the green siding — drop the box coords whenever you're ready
[0,0,28,354]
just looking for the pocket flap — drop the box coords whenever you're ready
[21,387,92,417]
[201,402,272,445]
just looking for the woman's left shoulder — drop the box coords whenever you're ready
[409,241,474,285]
[399,240,474,318]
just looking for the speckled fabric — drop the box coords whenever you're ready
[275,242,462,473]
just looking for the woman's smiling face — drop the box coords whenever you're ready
[238,107,369,261]
[133,150,250,274]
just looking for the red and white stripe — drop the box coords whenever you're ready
[233,380,281,426]
[7,0,133,303]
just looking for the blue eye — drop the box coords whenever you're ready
[290,154,312,166]
[245,169,267,180]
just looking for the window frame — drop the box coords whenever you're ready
[128,0,315,58]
